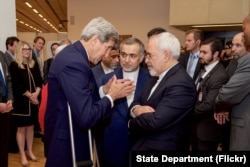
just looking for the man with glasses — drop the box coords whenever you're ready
[128,32,196,152]
[98,37,150,167]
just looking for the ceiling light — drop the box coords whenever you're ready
[19,21,24,24]
[191,24,242,28]
[33,9,38,13]
[25,2,32,8]
[39,14,43,18]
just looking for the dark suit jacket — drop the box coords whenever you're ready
[0,51,13,101]
[4,51,13,66]
[178,52,202,80]
[43,58,53,84]
[101,67,150,167]
[0,51,13,167]
[194,62,229,142]
[91,63,105,88]
[128,63,196,151]
[44,41,113,167]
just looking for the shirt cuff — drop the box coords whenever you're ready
[130,105,140,118]
[99,86,105,98]
[105,94,114,108]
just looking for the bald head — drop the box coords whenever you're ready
[243,14,250,46]
[231,32,248,58]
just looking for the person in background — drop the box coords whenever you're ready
[39,40,71,133]
[0,50,14,167]
[220,40,233,68]
[215,32,250,150]
[44,17,135,167]
[32,36,45,76]
[190,38,229,151]
[10,41,43,167]
[99,37,150,167]
[139,27,167,70]
[4,36,20,65]
[178,29,204,80]
[147,27,167,38]
[43,42,60,84]
[59,38,72,46]
[92,44,120,87]
[1,36,20,154]
[128,32,196,152]
[32,36,45,138]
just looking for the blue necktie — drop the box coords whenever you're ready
[0,70,6,96]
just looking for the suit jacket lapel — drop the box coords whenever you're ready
[134,68,147,100]
[147,63,181,101]
[198,63,220,90]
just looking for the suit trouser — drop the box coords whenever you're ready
[0,112,11,167]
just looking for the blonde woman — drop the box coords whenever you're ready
[10,41,43,167]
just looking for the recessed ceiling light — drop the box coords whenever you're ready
[25,2,32,8]
[33,9,38,13]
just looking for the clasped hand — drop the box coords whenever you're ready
[214,111,230,125]
[29,93,39,105]
[105,75,135,100]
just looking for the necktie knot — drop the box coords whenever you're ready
[195,68,206,86]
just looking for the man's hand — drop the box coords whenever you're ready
[214,111,230,125]
[0,102,13,113]
[108,75,135,100]
[132,105,155,117]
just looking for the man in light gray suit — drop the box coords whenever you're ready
[214,32,250,150]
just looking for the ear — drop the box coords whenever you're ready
[139,53,145,63]
[163,50,171,61]
[90,34,99,46]
[213,51,219,58]
[196,39,201,46]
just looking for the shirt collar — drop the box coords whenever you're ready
[203,60,219,78]
[190,51,200,58]
[123,67,140,83]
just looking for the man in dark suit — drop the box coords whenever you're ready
[190,38,229,151]
[99,37,150,167]
[3,36,19,153]
[44,17,135,167]
[32,36,45,138]
[178,29,204,80]
[43,42,60,84]
[92,45,119,87]
[128,32,196,152]
[32,36,45,77]
[0,51,14,167]
[4,36,20,66]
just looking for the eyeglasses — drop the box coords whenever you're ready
[22,48,31,51]
[119,52,139,59]
[145,52,155,59]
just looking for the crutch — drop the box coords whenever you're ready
[67,103,93,167]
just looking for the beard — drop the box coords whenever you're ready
[199,56,213,65]
[148,68,157,76]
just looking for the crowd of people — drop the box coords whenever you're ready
[0,14,250,167]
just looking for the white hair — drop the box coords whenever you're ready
[156,32,181,59]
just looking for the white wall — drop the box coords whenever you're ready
[67,0,185,45]
[0,0,16,51]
